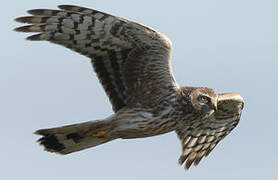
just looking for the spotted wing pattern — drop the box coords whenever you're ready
[14,5,178,112]
[176,93,244,169]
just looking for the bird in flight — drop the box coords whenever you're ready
[14,5,244,170]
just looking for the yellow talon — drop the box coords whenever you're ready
[92,130,107,137]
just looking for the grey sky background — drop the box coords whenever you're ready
[1,0,277,179]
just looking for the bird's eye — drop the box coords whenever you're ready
[198,95,208,103]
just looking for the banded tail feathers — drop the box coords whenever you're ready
[35,119,116,154]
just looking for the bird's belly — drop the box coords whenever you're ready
[113,116,177,139]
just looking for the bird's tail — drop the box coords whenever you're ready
[34,119,116,154]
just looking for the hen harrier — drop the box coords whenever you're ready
[14,5,244,169]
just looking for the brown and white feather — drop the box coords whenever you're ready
[14,5,178,112]
[176,93,244,169]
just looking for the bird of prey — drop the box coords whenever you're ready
[14,5,244,170]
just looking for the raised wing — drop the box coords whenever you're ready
[14,5,178,112]
[176,93,244,169]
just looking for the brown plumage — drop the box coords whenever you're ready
[14,5,244,170]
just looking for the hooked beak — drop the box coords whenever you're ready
[212,101,217,111]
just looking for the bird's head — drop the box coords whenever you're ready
[189,87,218,115]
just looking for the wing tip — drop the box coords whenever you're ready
[14,25,43,33]
[26,34,44,41]
[58,5,79,10]
[14,16,30,23]
[27,9,43,15]
[219,93,244,103]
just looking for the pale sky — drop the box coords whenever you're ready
[1,0,277,179]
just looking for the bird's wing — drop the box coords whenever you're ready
[176,93,244,169]
[14,5,178,112]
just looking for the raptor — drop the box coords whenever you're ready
[14,5,244,170]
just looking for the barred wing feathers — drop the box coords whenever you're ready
[14,5,178,112]
[176,93,244,169]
